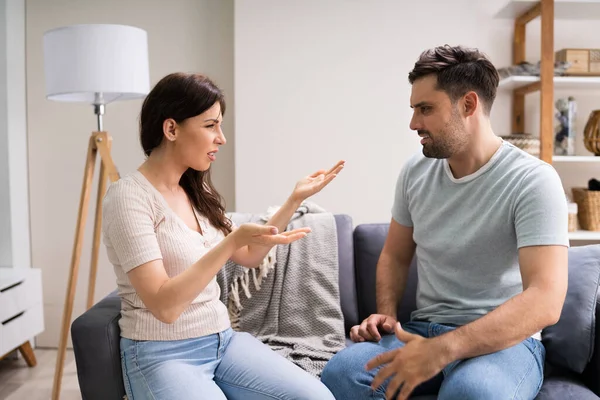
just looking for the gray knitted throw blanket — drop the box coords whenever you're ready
[217,202,346,378]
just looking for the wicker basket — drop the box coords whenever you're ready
[583,110,600,156]
[572,188,600,231]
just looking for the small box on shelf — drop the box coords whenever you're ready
[556,48,600,76]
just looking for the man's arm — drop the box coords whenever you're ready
[376,218,417,317]
[434,244,568,364]
[351,218,417,342]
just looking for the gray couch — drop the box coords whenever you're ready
[72,214,600,399]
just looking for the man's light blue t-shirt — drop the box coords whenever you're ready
[392,140,569,326]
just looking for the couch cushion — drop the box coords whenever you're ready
[71,290,125,400]
[535,373,600,400]
[335,214,359,333]
[353,223,418,324]
[542,244,600,375]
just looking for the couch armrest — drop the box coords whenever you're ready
[582,293,600,396]
[71,291,125,400]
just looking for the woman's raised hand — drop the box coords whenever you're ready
[290,160,345,203]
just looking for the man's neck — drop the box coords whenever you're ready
[447,125,502,180]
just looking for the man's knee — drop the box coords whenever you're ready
[322,345,360,382]
[321,343,378,396]
[438,367,538,400]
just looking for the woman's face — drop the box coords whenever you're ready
[166,101,226,172]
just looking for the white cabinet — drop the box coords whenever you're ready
[0,268,44,360]
[0,0,43,363]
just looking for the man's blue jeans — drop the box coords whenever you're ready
[321,321,545,400]
[120,327,335,399]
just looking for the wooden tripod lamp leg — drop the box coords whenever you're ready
[86,132,118,309]
[86,161,107,310]
[86,132,119,310]
[52,134,98,400]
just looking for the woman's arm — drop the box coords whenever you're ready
[230,160,344,268]
[127,223,308,324]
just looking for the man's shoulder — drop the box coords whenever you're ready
[499,141,549,172]
[496,141,563,187]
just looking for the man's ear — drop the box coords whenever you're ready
[163,118,177,141]
[463,91,478,117]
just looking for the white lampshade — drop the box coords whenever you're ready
[43,24,150,104]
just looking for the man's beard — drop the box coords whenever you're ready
[420,111,465,159]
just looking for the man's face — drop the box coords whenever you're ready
[409,75,467,159]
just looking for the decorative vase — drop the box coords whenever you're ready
[554,97,576,156]
[583,110,600,156]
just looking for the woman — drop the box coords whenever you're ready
[102,72,344,399]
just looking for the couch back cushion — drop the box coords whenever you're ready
[334,214,359,333]
[353,223,418,324]
[542,244,600,374]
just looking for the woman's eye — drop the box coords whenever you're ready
[206,124,215,129]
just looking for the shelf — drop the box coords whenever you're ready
[498,75,600,91]
[494,0,600,20]
[569,230,600,240]
[553,155,600,162]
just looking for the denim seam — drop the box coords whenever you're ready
[216,379,283,400]
[121,351,135,400]
[511,344,537,400]
[133,342,158,400]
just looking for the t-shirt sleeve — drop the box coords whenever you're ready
[103,181,163,273]
[391,161,413,227]
[513,164,569,248]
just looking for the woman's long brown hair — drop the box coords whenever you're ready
[139,73,232,236]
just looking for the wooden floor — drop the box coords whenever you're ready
[0,348,81,400]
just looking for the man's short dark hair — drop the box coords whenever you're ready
[408,45,500,115]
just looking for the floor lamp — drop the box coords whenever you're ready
[42,24,150,400]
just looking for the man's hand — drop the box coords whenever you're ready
[366,323,452,400]
[349,314,397,342]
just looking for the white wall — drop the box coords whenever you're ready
[0,0,29,269]
[26,0,234,347]
[234,0,514,224]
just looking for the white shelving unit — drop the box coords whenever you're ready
[553,155,600,162]
[569,230,600,241]
[494,0,600,243]
[498,76,600,91]
[494,0,600,20]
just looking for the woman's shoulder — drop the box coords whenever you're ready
[103,171,163,220]
[105,171,150,200]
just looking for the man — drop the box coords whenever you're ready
[321,45,569,400]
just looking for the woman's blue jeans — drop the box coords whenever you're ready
[120,328,335,399]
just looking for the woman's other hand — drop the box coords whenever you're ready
[231,223,311,248]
